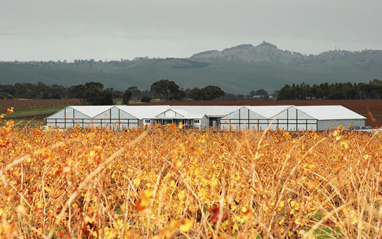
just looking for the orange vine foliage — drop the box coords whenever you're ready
[0,115,382,238]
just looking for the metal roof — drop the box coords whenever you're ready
[294,106,366,120]
[71,106,114,118]
[170,106,242,117]
[46,105,366,121]
[115,105,170,119]
[155,108,206,119]
[245,105,293,118]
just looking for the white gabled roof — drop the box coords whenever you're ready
[115,105,170,119]
[156,108,205,119]
[71,106,114,118]
[295,106,366,120]
[46,105,367,122]
[170,106,242,117]
[47,106,114,119]
[246,105,293,118]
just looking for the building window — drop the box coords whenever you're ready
[145,120,151,123]
[194,120,200,124]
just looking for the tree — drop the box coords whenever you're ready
[150,79,184,100]
[187,87,203,100]
[98,90,113,105]
[186,85,224,100]
[276,84,292,100]
[122,89,133,105]
[127,86,141,99]
[141,96,152,103]
[112,90,124,99]
[69,82,113,105]
[200,85,224,100]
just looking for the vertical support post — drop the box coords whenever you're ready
[316,120,318,131]
[286,108,289,131]
[239,109,241,131]
[277,119,279,130]
[296,108,298,131]
[248,108,250,130]
[73,108,75,127]
[257,119,259,131]
[64,108,66,128]
[118,109,121,131]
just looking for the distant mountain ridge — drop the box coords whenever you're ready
[0,42,381,94]
[191,42,301,63]
[191,41,382,65]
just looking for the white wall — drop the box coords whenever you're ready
[46,106,140,130]
[46,107,91,128]
[271,107,318,131]
[318,119,365,130]
[192,116,208,130]
[220,107,321,131]
[220,107,269,131]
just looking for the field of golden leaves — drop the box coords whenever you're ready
[1,112,382,238]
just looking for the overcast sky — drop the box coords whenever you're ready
[1,0,381,61]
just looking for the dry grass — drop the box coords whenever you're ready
[0,116,381,238]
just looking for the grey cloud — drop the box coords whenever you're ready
[1,0,381,61]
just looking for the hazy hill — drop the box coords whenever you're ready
[191,42,301,63]
[1,42,381,94]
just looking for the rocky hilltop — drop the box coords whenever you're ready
[191,42,301,63]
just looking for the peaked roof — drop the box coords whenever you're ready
[295,106,366,120]
[170,106,242,117]
[156,108,206,119]
[71,106,114,118]
[115,105,170,119]
[47,105,367,122]
[245,105,293,118]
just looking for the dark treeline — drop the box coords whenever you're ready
[0,80,225,105]
[0,82,68,99]
[277,79,382,100]
[0,82,127,100]
[2,79,381,103]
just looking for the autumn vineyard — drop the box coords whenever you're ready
[0,109,382,238]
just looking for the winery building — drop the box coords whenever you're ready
[45,105,366,131]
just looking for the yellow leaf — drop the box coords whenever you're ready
[6,120,14,127]
[135,190,153,212]
[233,223,238,231]
[178,190,185,201]
[180,218,193,232]
[175,160,183,168]
[133,178,140,186]
[194,168,200,176]
[170,180,175,187]
[35,202,44,210]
